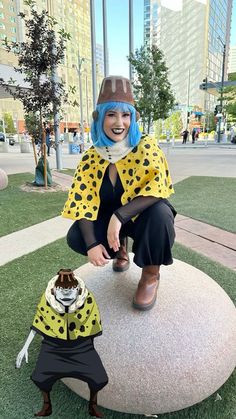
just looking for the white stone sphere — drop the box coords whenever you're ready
[63,257,236,415]
[0,168,8,190]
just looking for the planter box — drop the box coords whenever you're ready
[20,142,31,153]
[0,142,9,153]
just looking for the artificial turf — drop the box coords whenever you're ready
[0,239,235,419]
[0,173,68,237]
[170,176,236,233]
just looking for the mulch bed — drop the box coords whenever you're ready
[20,182,68,193]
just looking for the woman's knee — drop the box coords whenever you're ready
[67,222,87,255]
[144,200,175,226]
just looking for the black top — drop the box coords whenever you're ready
[78,165,159,250]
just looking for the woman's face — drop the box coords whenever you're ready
[103,110,131,142]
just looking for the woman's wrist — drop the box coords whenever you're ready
[87,241,100,251]
[113,210,125,225]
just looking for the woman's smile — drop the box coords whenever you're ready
[103,110,131,142]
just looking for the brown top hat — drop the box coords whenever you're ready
[97,76,135,105]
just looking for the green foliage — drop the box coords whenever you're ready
[154,111,182,140]
[222,84,236,121]
[228,72,236,81]
[3,112,17,134]
[204,111,216,131]
[0,2,70,140]
[128,46,175,133]
[24,112,41,139]
[165,111,183,137]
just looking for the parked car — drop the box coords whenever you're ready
[7,135,15,146]
[0,132,6,142]
[0,132,16,145]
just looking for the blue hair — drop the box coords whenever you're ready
[91,101,141,147]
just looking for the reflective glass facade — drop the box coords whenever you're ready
[144,0,233,112]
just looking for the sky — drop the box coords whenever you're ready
[95,0,236,78]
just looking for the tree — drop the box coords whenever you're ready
[204,112,216,132]
[165,111,183,137]
[154,111,183,141]
[3,113,17,134]
[223,86,236,122]
[128,46,175,133]
[0,0,70,147]
[216,73,236,124]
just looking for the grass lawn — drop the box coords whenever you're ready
[0,240,235,419]
[0,173,68,237]
[58,168,75,177]
[169,176,236,233]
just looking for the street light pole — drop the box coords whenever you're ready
[51,35,63,170]
[90,0,97,109]
[102,0,109,76]
[217,37,226,143]
[186,69,190,130]
[75,53,85,141]
[129,0,134,81]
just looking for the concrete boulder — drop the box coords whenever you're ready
[0,168,8,190]
[63,257,236,415]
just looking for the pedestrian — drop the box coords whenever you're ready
[15,269,108,418]
[79,130,85,153]
[73,128,80,143]
[62,76,176,311]
[191,129,196,143]
[44,122,51,156]
[182,129,189,144]
[230,125,236,143]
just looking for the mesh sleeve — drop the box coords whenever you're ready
[78,219,100,251]
[114,196,161,224]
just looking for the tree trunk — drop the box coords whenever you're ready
[147,116,151,134]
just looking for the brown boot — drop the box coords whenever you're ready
[112,237,130,272]
[34,391,52,417]
[133,265,160,311]
[89,390,103,418]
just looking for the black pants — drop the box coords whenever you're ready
[31,337,108,393]
[67,200,176,268]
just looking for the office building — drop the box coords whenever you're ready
[0,0,94,132]
[228,45,236,74]
[144,0,233,114]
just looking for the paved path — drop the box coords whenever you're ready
[0,171,235,270]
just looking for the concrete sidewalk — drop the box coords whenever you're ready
[0,171,235,270]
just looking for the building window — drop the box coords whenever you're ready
[0,22,4,29]
[10,17,16,23]
[10,27,16,33]
[11,36,16,42]
[0,12,4,18]
[9,6,15,12]
[0,1,3,8]
[0,32,6,39]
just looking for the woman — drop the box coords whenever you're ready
[62,76,176,311]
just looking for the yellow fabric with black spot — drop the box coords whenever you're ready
[62,135,174,221]
[32,291,102,340]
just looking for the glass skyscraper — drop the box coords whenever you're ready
[144,0,233,113]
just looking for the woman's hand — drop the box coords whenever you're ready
[87,244,111,267]
[107,214,122,252]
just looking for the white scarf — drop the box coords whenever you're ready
[94,135,134,163]
[45,274,88,314]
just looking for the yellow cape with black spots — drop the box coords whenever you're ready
[32,291,102,340]
[62,135,174,221]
